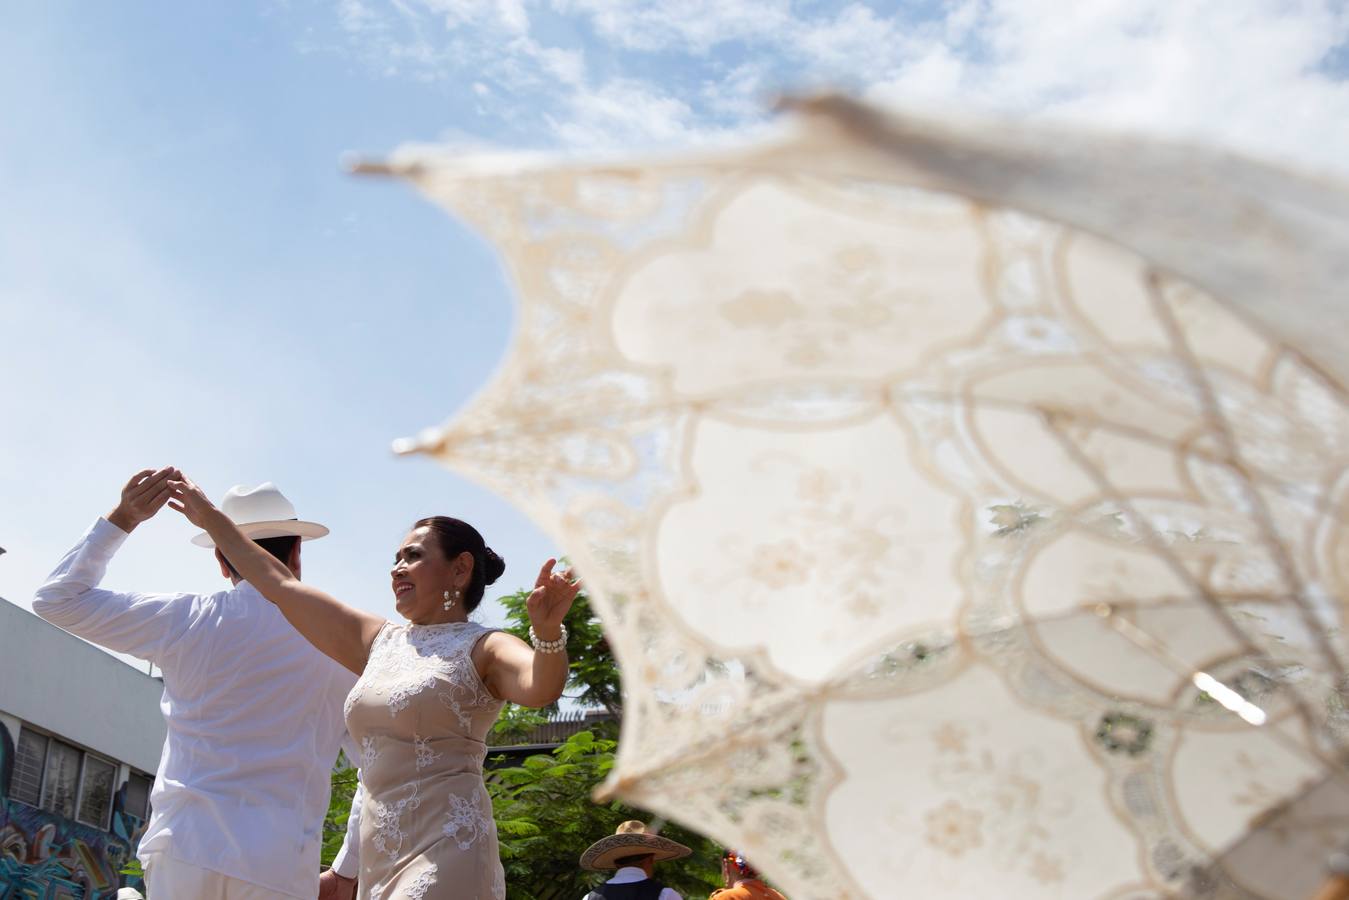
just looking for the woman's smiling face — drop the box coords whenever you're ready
[390,526,469,624]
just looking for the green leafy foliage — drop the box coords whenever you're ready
[321,752,359,868]
[489,701,553,746]
[488,731,721,900]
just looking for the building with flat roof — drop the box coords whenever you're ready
[0,597,165,898]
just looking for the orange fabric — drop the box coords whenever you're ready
[709,880,787,900]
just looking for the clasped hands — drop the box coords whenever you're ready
[107,467,179,533]
[106,467,217,534]
[108,467,582,640]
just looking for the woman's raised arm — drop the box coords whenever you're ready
[168,475,384,675]
[477,558,580,707]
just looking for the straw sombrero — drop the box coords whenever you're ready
[580,821,692,871]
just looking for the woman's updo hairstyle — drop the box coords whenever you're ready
[413,516,505,613]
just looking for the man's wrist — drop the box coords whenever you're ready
[106,508,138,534]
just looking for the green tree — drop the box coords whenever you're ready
[490,730,721,900]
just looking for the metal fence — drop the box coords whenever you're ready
[505,709,616,747]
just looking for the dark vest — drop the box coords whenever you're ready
[586,878,667,900]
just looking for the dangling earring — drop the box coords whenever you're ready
[443,589,460,611]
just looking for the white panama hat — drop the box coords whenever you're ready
[190,482,329,548]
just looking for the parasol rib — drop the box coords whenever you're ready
[1142,270,1348,688]
[1041,407,1342,776]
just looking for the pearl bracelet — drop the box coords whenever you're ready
[528,624,568,654]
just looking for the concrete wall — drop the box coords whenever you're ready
[0,600,165,773]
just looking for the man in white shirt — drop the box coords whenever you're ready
[579,821,690,900]
[34,469,361,900]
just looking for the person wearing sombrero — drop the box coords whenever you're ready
[580,820,692,900]
[34,472,361,900]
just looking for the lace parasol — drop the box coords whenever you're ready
[365,97,1349,899]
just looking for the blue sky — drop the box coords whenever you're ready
[2,0,1347,670]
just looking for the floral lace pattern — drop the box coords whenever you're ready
[371,781,420,862]
[361,735,380,770]
[414,733,442,771]
[387,113,1349,900]
[436,643,500,731]
[442,789,493,851]
[354,622,502,720]
[346,620,505,898]
[405,863,437,900]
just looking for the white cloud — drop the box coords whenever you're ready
[550,0,797,53]
[701,61,772,120]
[547,78,699,149]
[337,0,384,34]
[865,0,1349,171]
[311,0,1349,169]
[416,0,531,34]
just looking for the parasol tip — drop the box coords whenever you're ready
[391,427,448,457]
[773,91,874,125]
[343,153,401,176]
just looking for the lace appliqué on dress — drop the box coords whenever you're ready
[442,790,493,851]
[343,681,363,721]
[359,624,500,719]
[372,781,421,861]
[435,638,502,730]
[344,621,394,720]
[414,733,442,771]
[405,863,438,900]
[362,735,380,769]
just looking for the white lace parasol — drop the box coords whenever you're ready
[367,97,1349,899]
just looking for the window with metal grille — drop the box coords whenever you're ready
[12,729,49,806]
[13,724,129,831]
[40,739,81,819]
[76,754,116,829]
[123,771,153,820]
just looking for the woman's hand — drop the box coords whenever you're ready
[525,559,581,640]
[478,559,580,706]
[165,473,219,530]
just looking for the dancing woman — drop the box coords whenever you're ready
[169,475,580,900]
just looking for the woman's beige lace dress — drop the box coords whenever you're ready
[345,621,506,900]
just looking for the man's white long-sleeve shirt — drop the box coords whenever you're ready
[33,519,359,899]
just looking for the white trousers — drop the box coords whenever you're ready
[144,855,297,900]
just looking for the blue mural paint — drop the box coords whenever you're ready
[0,724,147,899]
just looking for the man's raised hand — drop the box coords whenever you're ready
[107,467,179,534]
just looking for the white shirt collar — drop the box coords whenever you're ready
[608,867,651,884]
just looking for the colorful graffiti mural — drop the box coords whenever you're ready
[0,724,146,900]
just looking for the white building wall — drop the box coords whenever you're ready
[0,598,165,772]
